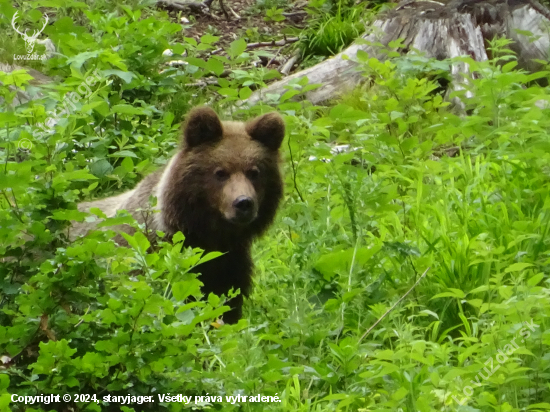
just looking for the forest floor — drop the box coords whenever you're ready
[162,0,308,71]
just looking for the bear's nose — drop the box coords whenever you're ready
[233,196,254,213]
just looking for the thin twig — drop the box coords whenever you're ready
[227,3,241,19]
[282,11,307,18]
[184,80,219,87]
[282,11,307,23]
[202,324,226,368]
[74,305,90,328]
[358,267,430,343]
[246,37,299,49]
[1,190,24,223]
[211,37,299,56]
[287,134,304,202]
[267,46,283,67]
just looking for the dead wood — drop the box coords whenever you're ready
[280,52,301,75]
[157,0,218,18]
[283,11,308,23]
[211,37,299,55]
[246,37,300,49]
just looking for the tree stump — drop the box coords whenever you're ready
[246,0,550,106]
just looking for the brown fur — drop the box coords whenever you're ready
[71,107,285,323]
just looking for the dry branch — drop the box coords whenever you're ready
[157,0,219,18]
[227,4,241,19]
[358,267,430,343]
[211,37,299,56]
[280,52,300,75]
[283,11,308,23]
[246,37,300,49]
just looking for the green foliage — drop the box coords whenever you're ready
[254,0,288,12]
[300,0,365,58]
[264,7,286,22]
[1,0,550,410]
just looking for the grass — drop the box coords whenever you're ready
[299,0,366,58]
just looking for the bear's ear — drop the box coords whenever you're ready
[246,112,285,150]
[183,107,223,148]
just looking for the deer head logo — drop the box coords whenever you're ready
[11,11,49,54]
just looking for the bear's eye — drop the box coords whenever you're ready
[214,168,229,180]
[247,167,260,180]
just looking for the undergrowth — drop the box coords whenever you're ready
[0,0,549,411]
[300,0,366,58]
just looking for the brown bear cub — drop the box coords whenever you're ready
[72,107,285,324]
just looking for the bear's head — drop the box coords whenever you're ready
[161,107,285,247]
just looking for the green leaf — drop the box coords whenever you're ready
[198,251,223,265]
[206,58,225,76]
[97,215,135,228]
[121,156,134,172]
[51,209,89,221]
[90,159,113,177]
[109,150,139,158]
[431,289,466,300]
[92,101,110,117]
[0,111,18,125]
[81,99,107,113]
[201,34,219,44]
[527,273,544,286]
[342,288,363,303]
[505,263,533,273]
[172,279,203,301]
[185,57,207,68]
[0,374,9,391]
[526,403,550,410]
[239,87,252,100]
[228,38,247,59]
[111,104,150,116]
[66,51,100,69]
[218,88,238,97]
[314,245,382,281]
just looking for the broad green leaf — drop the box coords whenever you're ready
[206,58,224,76]
[228,38,247,59]
[505,262,534,273]
[109,150,139,158]
[314,245,382,280]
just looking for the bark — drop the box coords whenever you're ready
[246,0,550,106]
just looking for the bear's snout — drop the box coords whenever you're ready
[220,173,259,225]
[233,195,256,223]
